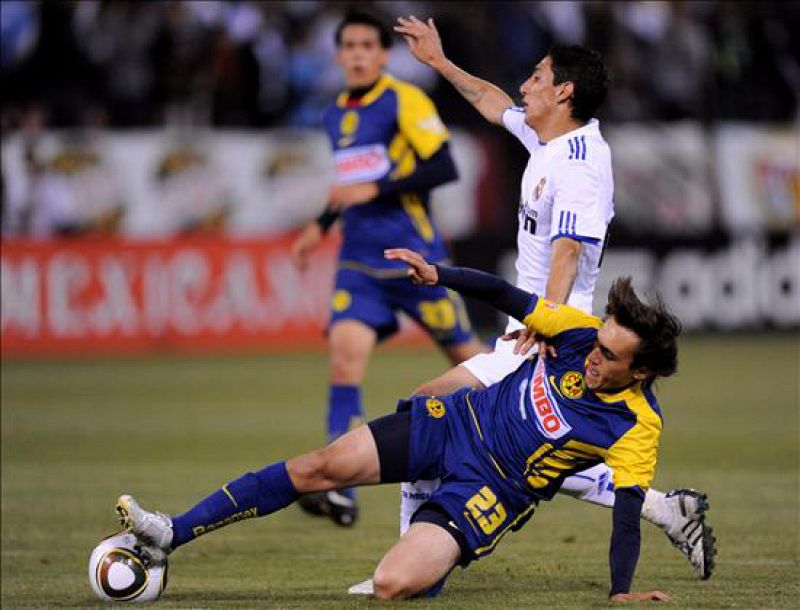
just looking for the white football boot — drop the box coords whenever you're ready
[643,488,716,579]
[116,494,174,566]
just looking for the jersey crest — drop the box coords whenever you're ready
[338,110,360,146]
[533,177,546,201]
[559,371,585,399]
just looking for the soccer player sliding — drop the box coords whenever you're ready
[117,249,685,602]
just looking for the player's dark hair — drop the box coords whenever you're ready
[335,10,393,49]
[548,44,608,123]
[605,277,682,382]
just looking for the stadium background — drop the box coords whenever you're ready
[1,1,798,607]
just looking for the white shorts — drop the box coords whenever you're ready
[460,318,534,387]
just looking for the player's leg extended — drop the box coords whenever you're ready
[558,463,716,579]
[372,522,461,600]
[116,425,382,560]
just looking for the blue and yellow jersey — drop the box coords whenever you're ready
[323,74,450,271]
[466,296,662,501]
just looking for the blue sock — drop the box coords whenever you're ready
[327,385,362,500]
[171,461,298,548]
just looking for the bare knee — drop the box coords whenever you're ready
[286,448,330,492]
[372,566,418,600]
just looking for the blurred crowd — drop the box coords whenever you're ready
[2,0,798,131]
[2,0,798,240]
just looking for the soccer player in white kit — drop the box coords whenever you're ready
[347,17,714,594]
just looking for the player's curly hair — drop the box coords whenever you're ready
[605,277,682,382]
[335,10,393,49]
[548,44,609,123]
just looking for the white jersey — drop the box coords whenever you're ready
[502,107,614,314]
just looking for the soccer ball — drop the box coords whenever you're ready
[88,531,168,602]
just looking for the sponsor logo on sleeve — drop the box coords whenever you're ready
[417,115,445,134]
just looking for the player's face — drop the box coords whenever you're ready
[518,57,571,127]
[584,317,647,391]
[336,24,388,89]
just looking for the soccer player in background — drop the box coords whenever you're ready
[344,15,714,589]
[289,11,485,526]
[115,253,681,602]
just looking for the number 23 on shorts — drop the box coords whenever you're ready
[465,486,507,535]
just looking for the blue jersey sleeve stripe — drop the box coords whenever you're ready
[572,211,577,234]
[568,138,575,159]
[581,135,586,160]
[551,233,601,244]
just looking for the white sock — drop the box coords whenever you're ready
[559,465,668,525]
[558,463,616,507]
[641,488,668,527]
[399,479,440,535]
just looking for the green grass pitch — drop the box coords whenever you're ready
[2,334,798,608]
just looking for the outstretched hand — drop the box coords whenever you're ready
[501,329,558,359]
[384,248,439,285]
[610,591,671,603]
[394,16,446,69]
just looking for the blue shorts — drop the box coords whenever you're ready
[328,267,474,346]
[398,390,538,565]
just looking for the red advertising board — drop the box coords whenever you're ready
[1,236,424,357]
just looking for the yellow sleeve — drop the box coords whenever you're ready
[521,298,602,338]
[604,393,662,490]
[394,81,449,160]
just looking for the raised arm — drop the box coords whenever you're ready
[385,248,532,320]
[394,16,513,125]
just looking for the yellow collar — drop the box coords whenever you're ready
[595,380,642,401]
[336,74,393,108]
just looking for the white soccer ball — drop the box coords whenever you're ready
[88,531,168,602]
